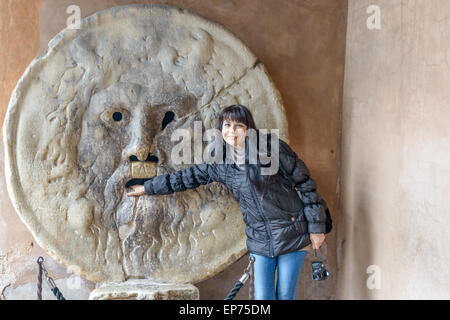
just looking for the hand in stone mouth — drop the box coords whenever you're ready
[126,184,147,197]
[125,161,158,196]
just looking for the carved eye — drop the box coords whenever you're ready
[112,111,123,121]
[161,111,175,130]
[100,108,129,127]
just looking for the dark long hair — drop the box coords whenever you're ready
[217,104,258,133]
[218,104,278,204]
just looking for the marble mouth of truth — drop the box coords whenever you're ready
[124,161,158,188]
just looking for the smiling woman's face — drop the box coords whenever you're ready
[221,119,248,149]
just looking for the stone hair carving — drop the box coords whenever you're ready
[3,4,288,283]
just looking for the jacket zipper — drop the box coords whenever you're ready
[249,179,274,258]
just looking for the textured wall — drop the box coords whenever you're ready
[1,0,345,299]
[339,0,450,299]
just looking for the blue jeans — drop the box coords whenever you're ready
[250,250,308,300]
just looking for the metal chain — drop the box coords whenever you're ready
[37,257,43,300]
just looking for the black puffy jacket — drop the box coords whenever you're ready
[144,133,329,258]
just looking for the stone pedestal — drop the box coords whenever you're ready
[89,279,199,300]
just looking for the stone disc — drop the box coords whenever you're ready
[3,4,288,283]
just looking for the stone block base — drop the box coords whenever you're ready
[89,279,199,300]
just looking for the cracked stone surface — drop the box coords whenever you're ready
[3,4,288,284]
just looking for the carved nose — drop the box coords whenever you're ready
[123,116,163,163]
[123,141,158,163]
[128,153,158,162]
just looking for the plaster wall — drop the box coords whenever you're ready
[338,0,450,299]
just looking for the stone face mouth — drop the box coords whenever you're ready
[125,161,158,187]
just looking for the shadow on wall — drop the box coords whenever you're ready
[353,181,374,299]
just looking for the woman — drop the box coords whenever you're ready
[127,104,328,300]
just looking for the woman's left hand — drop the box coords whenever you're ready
[310,233,325,250]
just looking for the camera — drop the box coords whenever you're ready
[311,261,330,281]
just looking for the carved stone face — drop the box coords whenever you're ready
[77,79,227,280]
[3,4,288,283]
[78,81,197,229]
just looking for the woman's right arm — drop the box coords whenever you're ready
[278,138,328,234]
[144,163,220,195]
